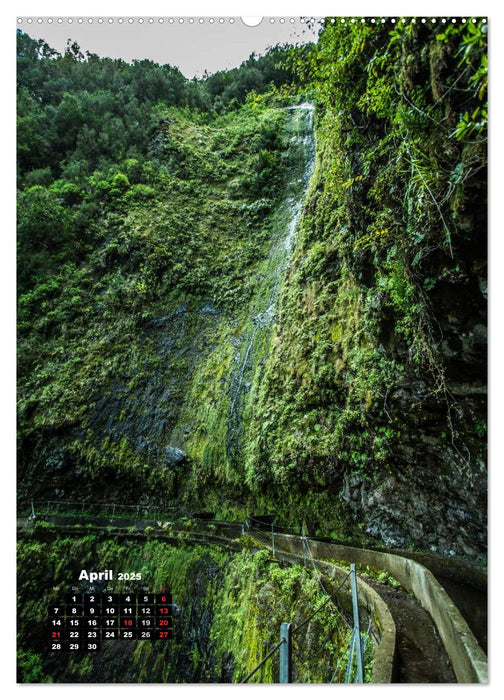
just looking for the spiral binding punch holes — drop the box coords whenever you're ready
[15,17,489,23]
[15,16,488,59]
[16,16,488,70]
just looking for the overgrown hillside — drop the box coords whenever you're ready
[17,20,487,557]
[17,29,311,508]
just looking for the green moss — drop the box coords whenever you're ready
[18,533,365,683]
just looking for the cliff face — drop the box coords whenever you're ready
[244,21,487,555]
[17,105,317,511]
[18,21,487,557]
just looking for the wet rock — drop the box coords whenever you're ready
[198,301,220,316]
[256,582,275,611]
[164,446,185,465]
[44,451,72,473]
[143,304,188,328]
[442,339,457,358]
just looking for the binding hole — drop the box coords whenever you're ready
[241,17,263,27]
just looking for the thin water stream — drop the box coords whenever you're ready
[226,104,316,461]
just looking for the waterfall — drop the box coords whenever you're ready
[226,104,316,462]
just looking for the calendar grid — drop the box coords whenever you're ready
[49,592,173,652]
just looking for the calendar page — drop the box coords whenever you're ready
[16,13,488,686]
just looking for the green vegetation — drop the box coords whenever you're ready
[357,564,403,590]
[244,18,487,543]
[18,19,486,559]
[17,533,358,682]
[17,29,314,508]
[17,650,52,683]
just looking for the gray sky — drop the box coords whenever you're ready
[17,16,322,78]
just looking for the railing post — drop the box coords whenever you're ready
[30,500,36,519]
[345,629,356,683]
[271,522,275,557]
[301,522,307,567]
[350,563,364,683]
[279,623,292,683]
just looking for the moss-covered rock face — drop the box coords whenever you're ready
[18,21,487,557]
[18,104,314,508]
[244,21,487,555]
[17,534,356,683]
